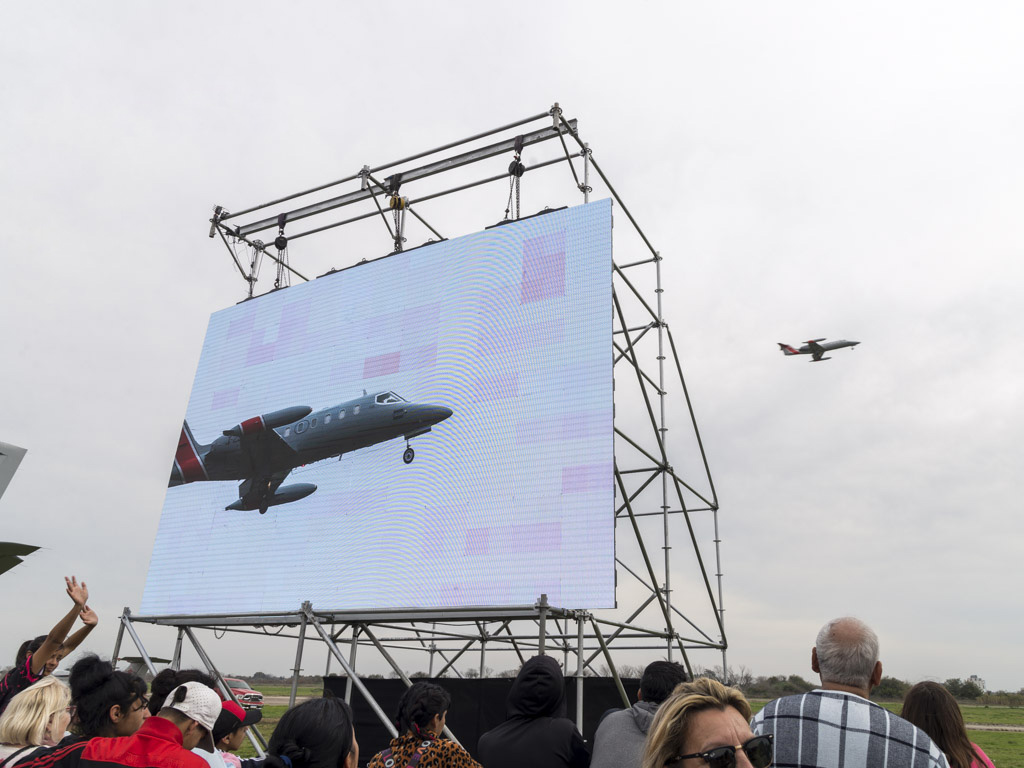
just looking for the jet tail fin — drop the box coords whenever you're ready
[169,420,210,486]
[778,343,799,356]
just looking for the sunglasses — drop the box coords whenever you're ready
[668,734,773,768]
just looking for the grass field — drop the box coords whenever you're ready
[968,730,1023,767]
[237,705,287,759]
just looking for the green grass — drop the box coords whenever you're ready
[236,705,288,759]
[876,702,1024,727]
[968,730,1023,768]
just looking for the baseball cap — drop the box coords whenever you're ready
[213,700,263,742]
[165,682,222,731]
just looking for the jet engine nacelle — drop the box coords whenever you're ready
[225,483,318,511]
[222,406,313,437]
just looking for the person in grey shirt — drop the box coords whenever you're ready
[590,661,688,768]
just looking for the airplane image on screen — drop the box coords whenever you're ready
[778,338,860,362]
[169,391,453,514]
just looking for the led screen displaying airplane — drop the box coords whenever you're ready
[778,338,860,362]
[169,391,453,513]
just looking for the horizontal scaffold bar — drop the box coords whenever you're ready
[235,121,577,237]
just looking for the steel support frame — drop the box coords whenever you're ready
[119,102,729,743]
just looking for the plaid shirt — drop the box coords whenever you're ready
[751,690,949,768]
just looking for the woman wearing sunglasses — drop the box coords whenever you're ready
[641,678,772,768]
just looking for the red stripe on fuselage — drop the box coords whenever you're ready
[174,427,208,483]
[239,416,265,436]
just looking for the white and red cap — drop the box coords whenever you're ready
[165,682,222,732]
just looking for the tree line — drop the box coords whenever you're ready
[693,665,1024,705]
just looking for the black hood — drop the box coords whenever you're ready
[506,655,566,718]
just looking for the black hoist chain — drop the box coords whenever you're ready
[505,134,526,220]
[388,173,406,252]
[273,213,289,289]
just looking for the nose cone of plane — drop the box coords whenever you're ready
[425,405,454,425]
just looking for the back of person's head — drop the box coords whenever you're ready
[641,677,753,768]
[0,676,71,747]
[507,655,566,719]
[901,682,983,768]
[814,617,879,689]
[148,668,217,715]
[70,654,149,738]
[395,682,451,736]
[639,661,689,706]
[266,697,356,768]
[15,637,47,667]
[158,682,222,752]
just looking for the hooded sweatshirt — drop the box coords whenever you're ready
[477,656,589,768]
[589,700,659,768]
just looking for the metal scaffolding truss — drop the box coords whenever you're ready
[117,104,726,737]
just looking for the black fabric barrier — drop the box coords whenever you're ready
[323,675,641,766]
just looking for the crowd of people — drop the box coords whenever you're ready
[0,580,998,768]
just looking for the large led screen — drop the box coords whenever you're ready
[142,199,614,615]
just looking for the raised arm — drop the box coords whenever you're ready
[30,577,89,676]
[59,606,98,657]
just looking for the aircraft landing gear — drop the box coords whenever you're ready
[259,505,268,515]
[403,446,415,464]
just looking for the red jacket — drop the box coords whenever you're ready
[16,717,209,768]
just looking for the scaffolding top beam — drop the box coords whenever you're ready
[125,602,582,628]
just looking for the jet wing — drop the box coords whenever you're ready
[239,427,299,477]
[0,542,39,577]
[807,340,826,360]
[234,469,292,512]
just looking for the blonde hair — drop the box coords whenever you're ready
[641,677,752,768]
[0,676,71,747]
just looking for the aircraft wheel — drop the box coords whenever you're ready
[259,507,267,515]
[403,447,415,464]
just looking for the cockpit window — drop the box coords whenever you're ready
[375,392,406,404]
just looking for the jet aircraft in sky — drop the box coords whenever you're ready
[169,391,453,513]
[778,338,860,362]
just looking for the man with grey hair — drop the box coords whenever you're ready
[752,617,949,767]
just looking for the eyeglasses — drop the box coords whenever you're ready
[131,697,150,713]
[667,734,773,768]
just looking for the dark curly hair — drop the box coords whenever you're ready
[395,682,451,736]
[147,668,217,715]
[265,698,355,768]
[69,654,148,737]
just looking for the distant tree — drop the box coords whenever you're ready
[944,678,983,700]
[872,676,911,701]
[596,664,643,679]
[696,665,754,688]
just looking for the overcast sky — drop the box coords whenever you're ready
[2,2,1022,692]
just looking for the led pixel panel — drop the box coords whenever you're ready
[142,199,614,614]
